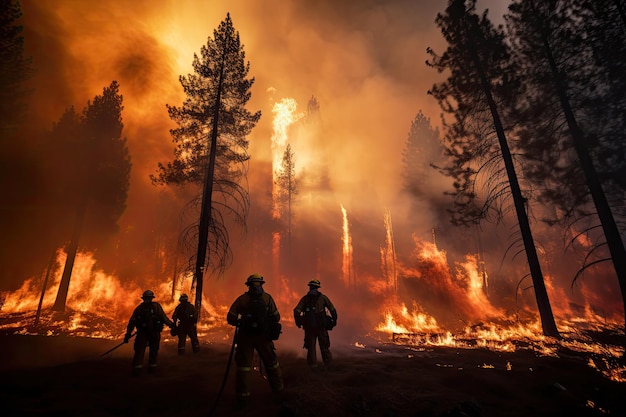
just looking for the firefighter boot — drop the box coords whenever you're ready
[321,348,333,370]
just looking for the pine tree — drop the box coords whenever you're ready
[401,110,441,198]
[275,143,298,253]
[0,0,33,135]
[152,14,260,316]
[428,0,559,336]
[506,0,626,329]
[51,81,131,312]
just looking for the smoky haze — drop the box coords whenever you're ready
[3,0,622,350]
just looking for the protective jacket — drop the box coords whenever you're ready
[293,289,337,368]
[125,300,174,373]
[227,288,284,399]
[173,301,198,325]
[227,291,280,332]
[172,300,200,354]
[294,290,337,329]
[126,301,174,335]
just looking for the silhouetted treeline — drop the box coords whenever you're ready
[0,2,131,292]
[427,0,626,330]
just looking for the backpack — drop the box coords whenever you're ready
[303,294,324,329]
[176,303,197,324]
[240,294,270,335]
[136,302,164,333]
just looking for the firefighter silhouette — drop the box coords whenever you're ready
[172,293,200,354]
[226,273,284,405]
[124,290,175,375]
[294,279,338,369]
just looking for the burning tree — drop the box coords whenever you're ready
[427,0,559,336]
[274,143,298,256]
[50,81,131,312]
[151,14,260,317]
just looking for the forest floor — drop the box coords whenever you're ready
[1,331,625,417]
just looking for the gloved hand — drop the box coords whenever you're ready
[123,333,131,343]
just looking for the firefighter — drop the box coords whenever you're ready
[172,293,200,355]
[293,279,338,370]
[226,273,284,406]
[124,289,174,375]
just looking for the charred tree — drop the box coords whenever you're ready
[428,0,559,336]
[152,14,260,317]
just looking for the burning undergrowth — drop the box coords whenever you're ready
[1,232,625,384]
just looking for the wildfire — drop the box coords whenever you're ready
[272,231,281,279]
[1,250,139,321]
[380,208,398,292]
[1,209,624,384]
[0,250,226,339]
[270,97,303,219]
[340,204,355,288]
[370,223,625,382]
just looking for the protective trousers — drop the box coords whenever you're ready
[177,322,200,354]
[303,327,332,368]
[132,331,161,372]
[234,333,284,398]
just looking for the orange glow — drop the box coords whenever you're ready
[340,204,355,288]
[380,208,398,292]
[271,97,303,219]
[2,1,623,386]
[272,231,281,280]
[0,250,226,339]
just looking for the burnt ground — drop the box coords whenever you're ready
[0,333,624,417]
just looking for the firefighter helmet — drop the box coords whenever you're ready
[142,289,155,300]
[245,273,265,286]
[308,279,321,288]
[179,293,189,302]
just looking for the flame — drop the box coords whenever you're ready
[271,97,303,219]
[0,212,623,384]
[376,301,440,334]
[367,220,625,381]
[340,204,355,288]
[380,208,398,292]
[272,231,281,279]
[0,250,227,339]
[1,250,139,319]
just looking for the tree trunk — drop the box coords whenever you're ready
[34,249,57,325]
[52,199,87,312]
[467,29,560,337]
[193,55,226,319]
[538,19,626,330]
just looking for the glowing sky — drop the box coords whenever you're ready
[20,0,506,201]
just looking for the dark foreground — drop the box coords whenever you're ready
[1,334,624,417]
